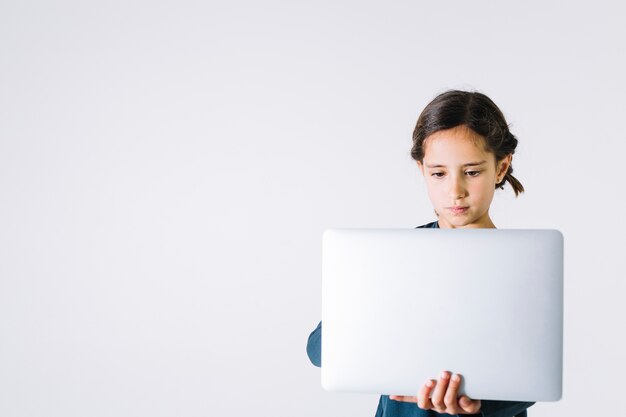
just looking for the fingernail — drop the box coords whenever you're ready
[440,371,449,379]
[452,374,460,382]
[426,379,434,388]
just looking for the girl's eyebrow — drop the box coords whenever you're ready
[425,160,487,168]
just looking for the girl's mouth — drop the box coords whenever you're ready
[448,206,469,214]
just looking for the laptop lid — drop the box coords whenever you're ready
[321,228,563,401]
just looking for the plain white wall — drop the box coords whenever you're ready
[1,1,624,416]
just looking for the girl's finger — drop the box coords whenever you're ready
[430,371,450,411]
[459,396,482,413]
[443,373,461,409]
[389,395,417,403]
[416,379,435,410]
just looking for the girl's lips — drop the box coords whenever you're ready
[448,206,469,214]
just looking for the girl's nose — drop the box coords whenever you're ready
[448,177,467,199]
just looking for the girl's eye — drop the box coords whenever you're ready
[430,171,481,178]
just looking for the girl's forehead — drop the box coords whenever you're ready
[423,126,492,163]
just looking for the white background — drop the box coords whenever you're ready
[1,1,624,416]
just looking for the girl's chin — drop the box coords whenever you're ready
[439,215,475,228]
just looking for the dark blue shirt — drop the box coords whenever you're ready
[306,220,535,417]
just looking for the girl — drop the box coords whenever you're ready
[307,90,534,417]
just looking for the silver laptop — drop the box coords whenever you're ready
[321,228,563,402]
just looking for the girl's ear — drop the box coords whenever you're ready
[416,161,424,175]
[497,154,512,177]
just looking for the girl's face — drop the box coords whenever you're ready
[416,125,511,229]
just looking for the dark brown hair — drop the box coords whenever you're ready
[411,90,525,197]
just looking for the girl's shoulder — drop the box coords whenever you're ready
[415,220,439,229]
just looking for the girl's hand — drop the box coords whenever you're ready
[389,371,481,415]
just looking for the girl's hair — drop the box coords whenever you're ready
[411,90,525,197]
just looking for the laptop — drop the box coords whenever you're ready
[321,228,563,402]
